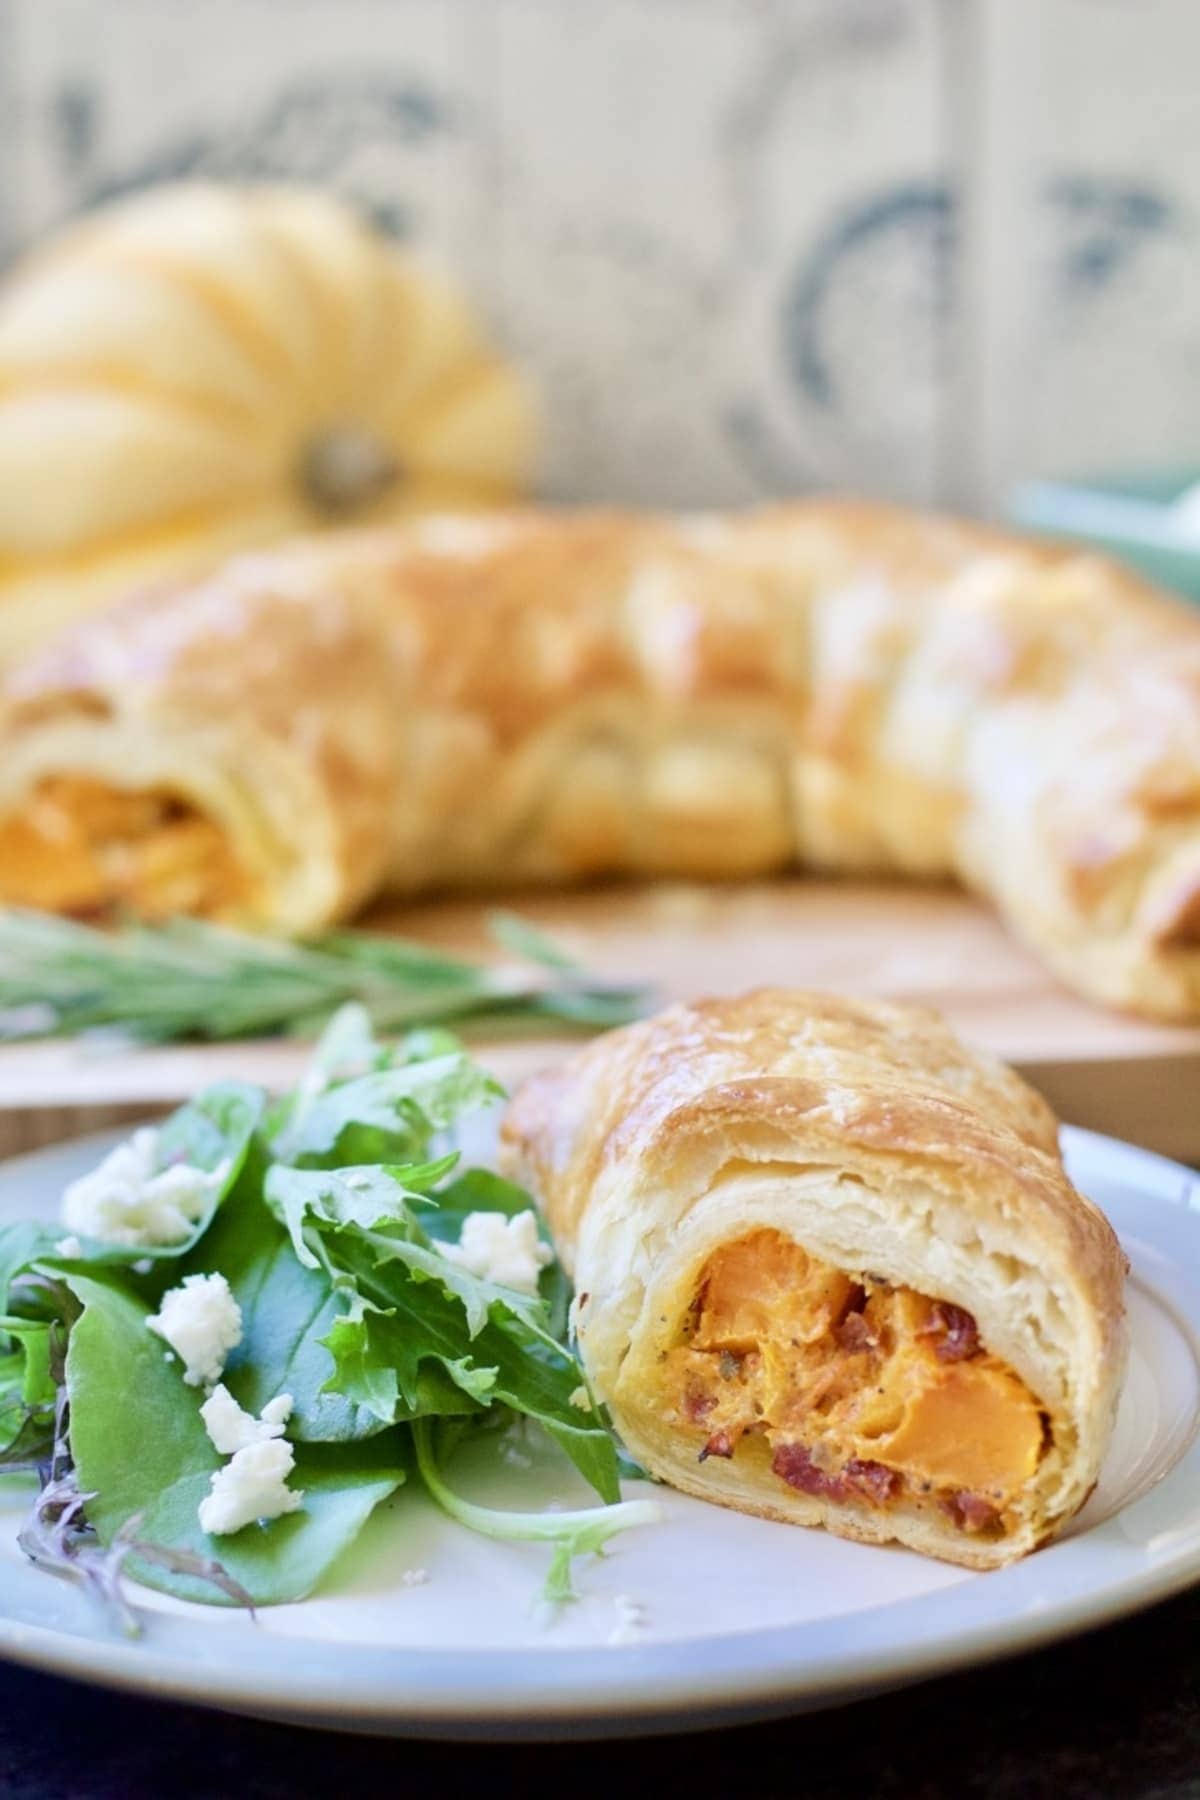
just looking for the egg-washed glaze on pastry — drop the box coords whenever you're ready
[1,499,1199,1017]
[499,989,1129,1569]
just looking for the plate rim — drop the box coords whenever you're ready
[0,1120,1195,1735]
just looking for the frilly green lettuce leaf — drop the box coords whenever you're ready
[263,1158,456,1269]
[272,1053,503,1168]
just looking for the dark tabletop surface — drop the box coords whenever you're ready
[2,1583,1197,1800]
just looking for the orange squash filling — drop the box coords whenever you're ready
[663,1229,1048,1537]
[0,777,249,918]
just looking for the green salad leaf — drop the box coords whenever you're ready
[269,1047,503,1168]
[418,1167,540,1239]
[0,1222,62,1311]
[0,1312,58,1467]
[156,1080,266,1182]
[52,1081,265,1269]
[0,1005,656,1624]
[263,1159,457,1269]
[65,1274,408,1606]
[418,1168,574,1341]
[187,1187,379,1444]
[413,1419,659,1606]
[0,1316,56,1410]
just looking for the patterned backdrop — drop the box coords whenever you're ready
[1,0,1197,513]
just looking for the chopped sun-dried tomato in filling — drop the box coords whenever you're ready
[0,778,250,918]
[664,1228,1048,1537]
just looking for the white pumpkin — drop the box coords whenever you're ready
[0,183,537,659]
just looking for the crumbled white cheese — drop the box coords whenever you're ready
[200,1383,294,1455]
[146,1273,242,1388]
[607,1593,648,1646]
[440,1210,553,1295]
[61,1127,228,1248]
[54,1235,82,1259]
[401,1568,431,1588]
[569,1384,590,1411]
[198,1438,304,1536]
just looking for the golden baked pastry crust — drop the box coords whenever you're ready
[1,499,1198,1015]
[499,989,1129,1568]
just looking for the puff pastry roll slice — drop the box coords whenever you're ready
[500,990,1128,1569]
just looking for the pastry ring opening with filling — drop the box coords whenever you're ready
[499,989,1129,1570]
[0,776,253,918]
[665,1228,1051,1544]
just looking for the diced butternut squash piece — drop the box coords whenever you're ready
[871,1360,1044,1493]
[694,1228,856,1351]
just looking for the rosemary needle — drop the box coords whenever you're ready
[0,909,651,1046]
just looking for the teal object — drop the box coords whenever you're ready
[1009,468,1200,603]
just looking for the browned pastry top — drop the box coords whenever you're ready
[1,499,1198,1015]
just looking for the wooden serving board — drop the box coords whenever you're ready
[0,879,1197,1162]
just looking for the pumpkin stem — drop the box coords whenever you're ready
[301,426,400,515]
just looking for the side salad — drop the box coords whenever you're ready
[0,1006,658,1626]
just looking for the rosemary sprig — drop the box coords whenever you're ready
[0,909,651,1046]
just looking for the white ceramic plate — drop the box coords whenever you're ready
[0,1123,1197,1739]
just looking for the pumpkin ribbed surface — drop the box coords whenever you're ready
[0,183,536,657]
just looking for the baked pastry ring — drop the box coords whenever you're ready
[0,500,1198,1018]
[499,989,1128,1568]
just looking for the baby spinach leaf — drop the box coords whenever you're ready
[0,1407,55,1470]
[65,1274,406,1605]
[190,1188,380,1444]
[153,1436,408,1607]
